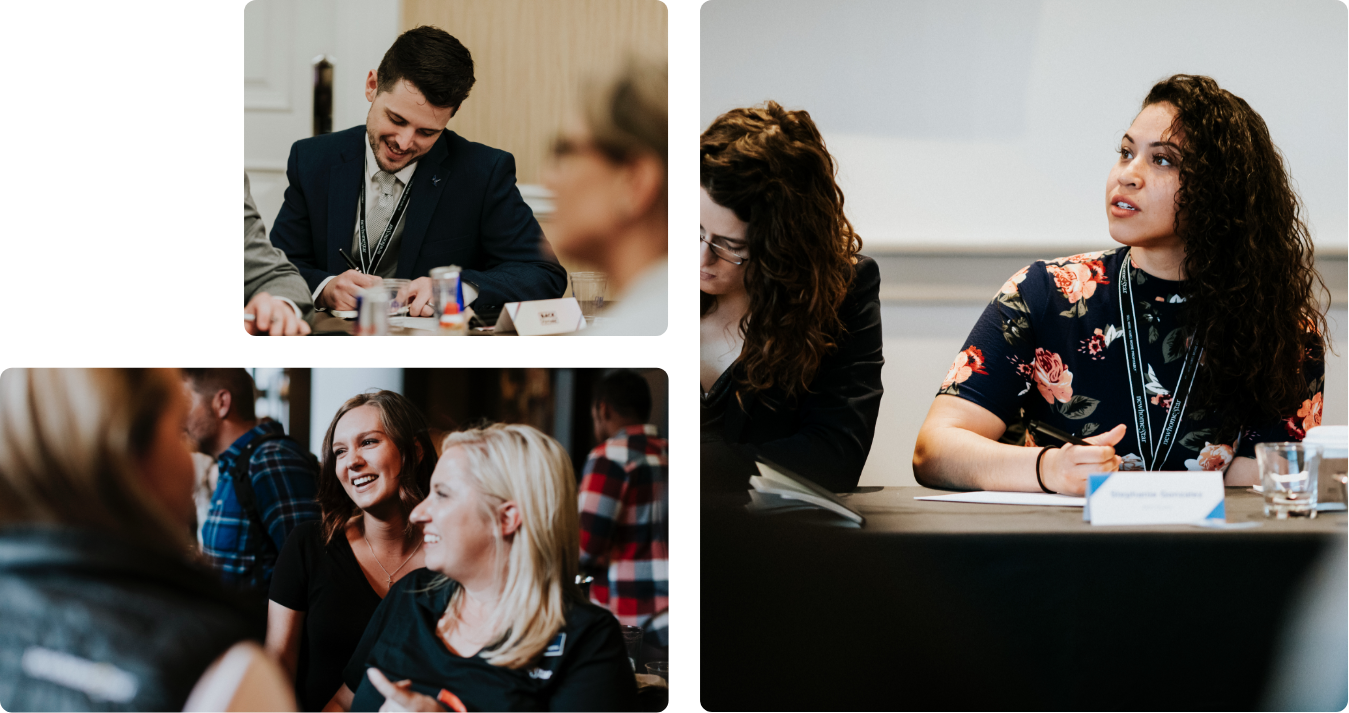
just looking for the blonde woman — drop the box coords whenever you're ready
[0,369,294,711]
[323,424,636,712]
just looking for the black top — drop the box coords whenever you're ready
[268,125,568,309]
[344,569,637,712]
[0,525,257,712]
[702,255,886,493]
[269,521,387,711]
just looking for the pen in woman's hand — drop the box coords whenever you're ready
[1028,420,1092,447]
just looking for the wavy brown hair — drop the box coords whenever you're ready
[316,391,435,545]
[1143,75,1330,441]
[700,101,863,400]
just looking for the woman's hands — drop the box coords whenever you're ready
[367,668,454,712]
[1040,424,1127,495]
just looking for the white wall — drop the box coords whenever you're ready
[309,368,405,455]
[702,0,1348,251]
[245,0,402,234]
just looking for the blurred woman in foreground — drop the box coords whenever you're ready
[0,369,293,711]
[325,424,636,712]
[545,56,668,336]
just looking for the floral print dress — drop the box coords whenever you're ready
[937,247,1325,471]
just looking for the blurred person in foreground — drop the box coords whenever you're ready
[579,370,668,646]
[267,391,434,711]
[545,57,667,336]
[326,424,637,712]
[0,369,295,711]
[245,172,313,335]
[182,369,321,615]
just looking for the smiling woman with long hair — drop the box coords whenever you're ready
[324,424,636,712]
[913,74,1329,494]
[266,391,435,711]
[700,101,885,493]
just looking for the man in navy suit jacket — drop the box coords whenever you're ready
[269,26,567,315]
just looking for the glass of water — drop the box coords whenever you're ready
[570,272,608,323]
[1256,442,1322,519]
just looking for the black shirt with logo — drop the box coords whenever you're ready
[344,569,637,712]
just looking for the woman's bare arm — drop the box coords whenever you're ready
[1224,456,1258,486]
[913,395,1124,495]
[264,600,305,681]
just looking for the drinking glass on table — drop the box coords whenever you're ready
[620,625,642,672]
[381,278,412,316]
[1256,442,1322,519]
[645,661,668,682]
[570,272,608,323]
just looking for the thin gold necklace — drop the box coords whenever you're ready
[362,531,421,587]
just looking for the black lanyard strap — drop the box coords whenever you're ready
[358,174,415,275]
[1117,250,1202,471]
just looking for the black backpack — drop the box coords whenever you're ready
[225,432,320,581]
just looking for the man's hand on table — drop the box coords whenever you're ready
[320,270,382,311]
[245,292,310,336]
[402,277,436,317]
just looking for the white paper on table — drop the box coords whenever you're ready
[915,491,1086,507]
[389,317,439,330]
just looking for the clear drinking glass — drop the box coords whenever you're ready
[1256,442,1322,519]
[570,272,608,323]
[620,625,642,672]
[381,278,412,316]
[644,660,701,684]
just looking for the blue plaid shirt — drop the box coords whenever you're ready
[200,421,320,589]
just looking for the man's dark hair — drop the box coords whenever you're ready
[182,368,257,422]
[376,26,475,110]
[591,369,652,423]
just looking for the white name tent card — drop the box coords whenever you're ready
[495,298,586,335]
[1084,471,1226,526]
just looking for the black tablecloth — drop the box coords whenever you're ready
[702,486,1346,711]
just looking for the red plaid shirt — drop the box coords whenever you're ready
[578,424,668,632]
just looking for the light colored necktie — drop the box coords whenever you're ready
[366,171,401,240]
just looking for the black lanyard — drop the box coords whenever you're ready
[357,174,415,275]
[1118,250,1202,471]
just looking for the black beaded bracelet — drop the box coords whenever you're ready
[1035,446,1056,494]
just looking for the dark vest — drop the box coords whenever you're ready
[0,525,260,711]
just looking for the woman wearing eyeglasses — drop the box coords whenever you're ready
[700,101,885,493]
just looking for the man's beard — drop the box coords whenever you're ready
[367,130,422,173]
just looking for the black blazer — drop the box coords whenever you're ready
[269,125,567,310]
[704,256,885,493]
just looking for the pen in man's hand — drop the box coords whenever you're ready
[1028,420,1092,447]
[339,248,363,273]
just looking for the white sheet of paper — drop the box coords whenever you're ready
[915,491,1085,507]
[389,317,439,330]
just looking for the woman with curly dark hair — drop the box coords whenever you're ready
[913,74,1329,495]
[700,101,885,492]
